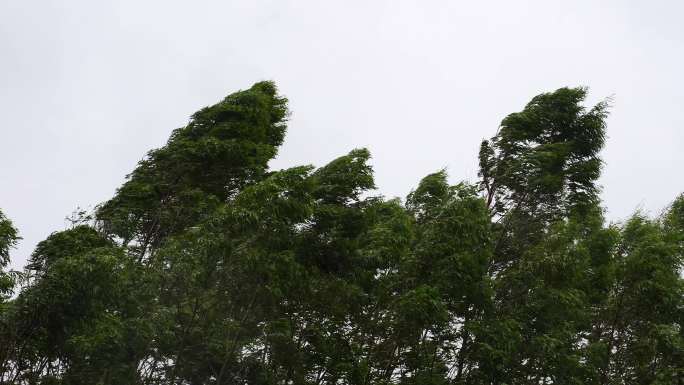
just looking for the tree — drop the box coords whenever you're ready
[479,87,609,222]
[96,81,288,258]
[0,209,20,381]
[586,204,683,384]
[0,209,19,300]
[1,226,151,384]
[1,82,681,385]
[474,87,616,384]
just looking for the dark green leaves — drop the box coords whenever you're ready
[96,81,289,253]
[480,87,609,221]
[1,83,681,385]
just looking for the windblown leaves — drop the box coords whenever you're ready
[96,81,288,254]
[0,83,681,385]
[479,86,609,221]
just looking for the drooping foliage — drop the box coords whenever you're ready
[0,83,681,384]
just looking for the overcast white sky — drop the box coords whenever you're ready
[1,0,683,269]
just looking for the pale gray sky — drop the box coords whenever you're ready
[1,0,683,269]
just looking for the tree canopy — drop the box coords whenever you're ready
[0,82,681,385]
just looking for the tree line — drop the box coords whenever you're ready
[0,82,682,384]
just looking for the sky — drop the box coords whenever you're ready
[1,0,683,270]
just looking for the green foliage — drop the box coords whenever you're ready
[1,83,681,384]
[0,210,19,266]
[96,81,288,255]
[27,225,111,275]
[479,87,609,221]
[0,210,19,299]
[1,227,150,384]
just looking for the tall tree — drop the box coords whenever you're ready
[96,81,288,257]
[479,87,608,222]
[477,87,613,385]
[2,82,681,385]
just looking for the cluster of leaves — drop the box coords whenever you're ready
[0,210,19,299]
[0,83,681,384]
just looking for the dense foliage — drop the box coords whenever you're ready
[0,82,681,384]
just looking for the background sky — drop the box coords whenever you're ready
[1,0,683,270]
